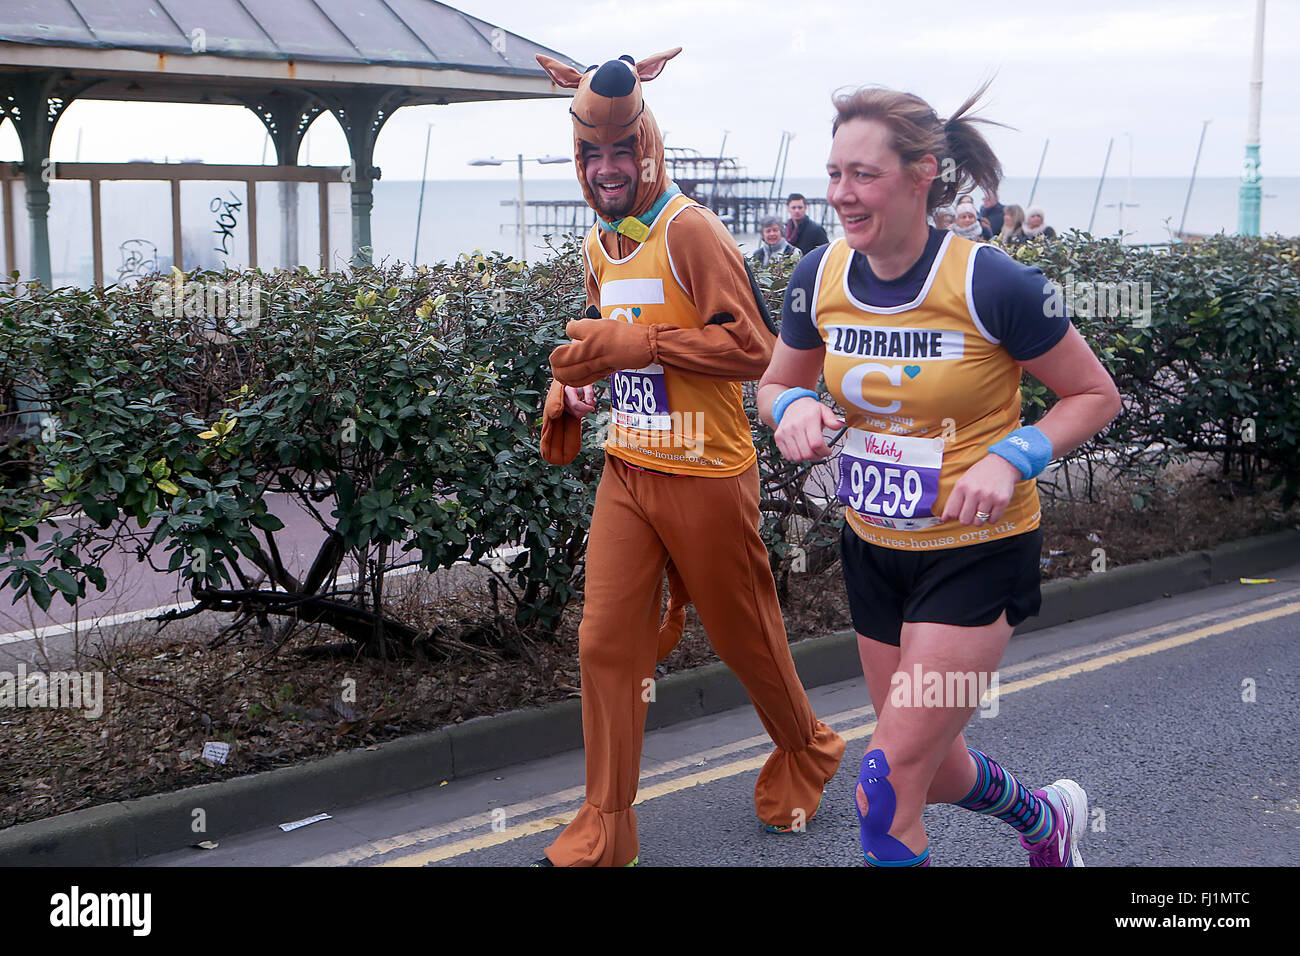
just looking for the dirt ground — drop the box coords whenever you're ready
[1,472,1292,829]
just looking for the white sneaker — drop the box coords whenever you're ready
[1020,778,1087,867]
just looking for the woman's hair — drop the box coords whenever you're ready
[1000,204,1026,238]
[759,215,782,230]
[831,80,1005,213]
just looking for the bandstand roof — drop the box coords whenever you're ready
[0,0,578,105]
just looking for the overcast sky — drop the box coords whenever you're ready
[2,0,1295,183]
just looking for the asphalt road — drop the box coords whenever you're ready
[137,563,1300,868]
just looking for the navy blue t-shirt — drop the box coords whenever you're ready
[779,229,1069,360]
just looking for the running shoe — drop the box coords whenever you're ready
[529,855,638,866]
[1020,779,1087,867]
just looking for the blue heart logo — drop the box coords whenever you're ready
[631,307,642,318]
[904,365,921,378]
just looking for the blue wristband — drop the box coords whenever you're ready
[988,425,1053,481]
[772,387,819,427]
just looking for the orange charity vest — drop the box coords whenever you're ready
[814,234,1041,550]
[584,193,756,478]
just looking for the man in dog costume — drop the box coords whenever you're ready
[536,47,845,867]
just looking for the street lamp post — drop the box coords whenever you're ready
[468,153,571,262]
[1238,0,1266,236]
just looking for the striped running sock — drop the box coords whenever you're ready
[954,748,1054,843]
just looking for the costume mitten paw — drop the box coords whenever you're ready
[540,380,581,465]
[549,318,657,386]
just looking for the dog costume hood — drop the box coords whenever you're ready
[536,49,680,221]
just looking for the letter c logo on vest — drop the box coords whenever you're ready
[840,362,904,415]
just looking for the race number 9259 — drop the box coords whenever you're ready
[847,461,924,517]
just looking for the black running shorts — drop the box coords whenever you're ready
[841,523,1044,646]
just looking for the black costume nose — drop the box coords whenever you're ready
[590,59,636,98]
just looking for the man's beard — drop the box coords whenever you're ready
[593,183,636,220]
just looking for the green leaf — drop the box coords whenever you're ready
[250,512,285,532]
[28,573,53,612]
[48,568,80,597]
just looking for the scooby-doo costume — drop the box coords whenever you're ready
[537,48,845,867]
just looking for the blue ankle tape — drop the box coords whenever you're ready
[856,749,921,863]
[988,425,1053,480]
[864,847,930,867]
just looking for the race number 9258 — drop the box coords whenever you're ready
[613,373,657,415]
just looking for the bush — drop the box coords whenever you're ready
[0,245,599,653]
[1011,232,1300,507]
[1,233,1295,651]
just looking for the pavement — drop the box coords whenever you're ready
[0,489,519,672]
[0,491,336,647]
[0,528,1296,867]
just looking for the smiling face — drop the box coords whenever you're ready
[827,118,933,257]
[762,223,782,245]
[1027,212,1044,229]
[581,137,640,219]
[957,209,977,228]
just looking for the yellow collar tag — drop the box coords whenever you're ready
[615,217,651,242]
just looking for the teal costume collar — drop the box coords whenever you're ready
[597,183,681,240]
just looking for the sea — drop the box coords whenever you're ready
[5,174,1297,287]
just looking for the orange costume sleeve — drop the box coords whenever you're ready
[653,205,774,380]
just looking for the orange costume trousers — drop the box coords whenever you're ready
[544,455,846,866]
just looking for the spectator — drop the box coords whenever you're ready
[784,193,829,253]
[932,205,956,231]
[950,198,990,240]
[753,215,799,266]
[1000,204,1027,245]
[981,189,1005,237]
[1021,205,1057,241]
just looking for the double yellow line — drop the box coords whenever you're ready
[298,594,1299,867]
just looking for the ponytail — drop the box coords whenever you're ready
[934,80,1004,211]
[833,79,1007,214]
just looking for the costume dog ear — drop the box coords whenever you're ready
[634,47,682,82]
[536,54,584,89]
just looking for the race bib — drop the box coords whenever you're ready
[837,429,944,530]
[612,365,671,431]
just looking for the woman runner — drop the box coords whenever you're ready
[758,83,1121,867]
